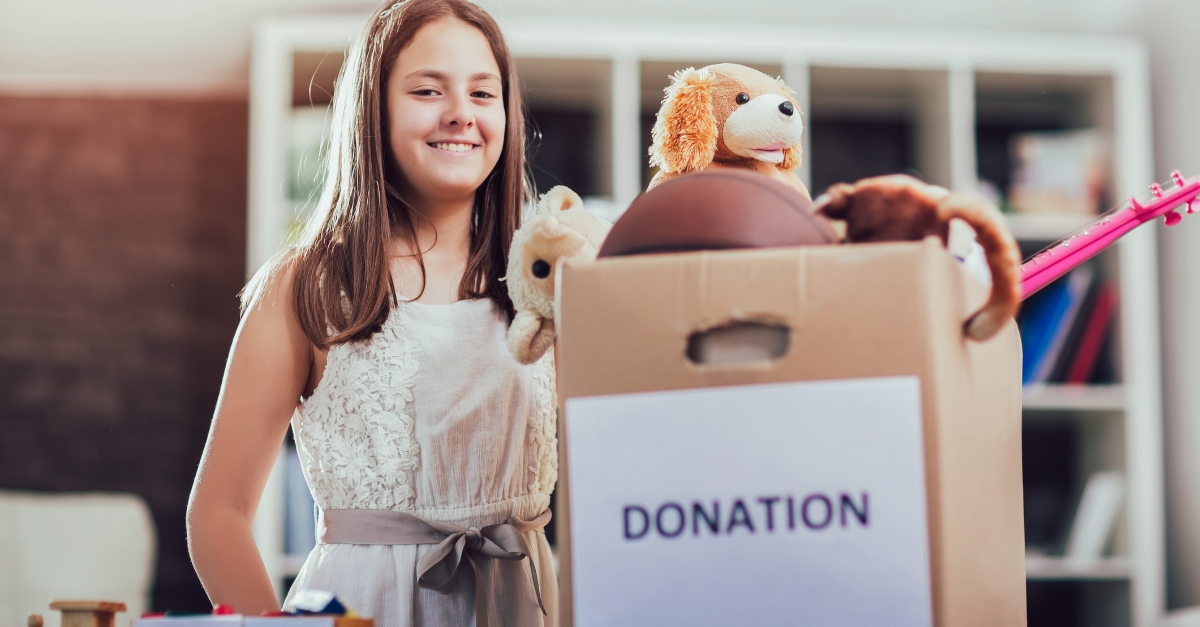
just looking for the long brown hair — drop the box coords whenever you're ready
[244,0,530,349]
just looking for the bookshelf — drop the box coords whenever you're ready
[1022,384,1126,413]
[1005,212,1103,242]
[1026,555,1133,581]
[247,15,1162,627]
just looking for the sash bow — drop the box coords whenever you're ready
[320,508,551,627]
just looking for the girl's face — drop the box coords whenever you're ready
[386,18,506,210]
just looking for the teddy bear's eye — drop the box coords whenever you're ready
[735,92,750,105]
[531,259,551,279]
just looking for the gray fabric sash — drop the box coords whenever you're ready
[319,508,551,627]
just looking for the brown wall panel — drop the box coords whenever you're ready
[0,96,248,612]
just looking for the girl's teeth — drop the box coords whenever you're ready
[434,143,474,152]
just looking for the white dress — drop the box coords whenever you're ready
[282,298,559,627]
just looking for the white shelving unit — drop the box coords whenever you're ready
[1026,554,1134,581]
[1005,212,1101,242]
[248,15,1162,626]
[1022,383,1126,413]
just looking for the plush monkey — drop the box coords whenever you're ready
[648,63,810,200]
[505,186,611,364]
[813,174,1021,341]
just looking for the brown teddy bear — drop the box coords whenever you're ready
[813,174,1021,341]
[648,63,809,199]
[505,186,611,364]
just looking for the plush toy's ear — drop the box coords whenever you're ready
[526,186,582,223]
[540,185,584,212]
[935,192,1022,341]
[781,135,804,171]
[774,76,796,98]
[508,310,556,365]
[812,183,856,220]
[772,76,805,172]
[649,67,717,174]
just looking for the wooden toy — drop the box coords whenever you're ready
[40,601,127,627]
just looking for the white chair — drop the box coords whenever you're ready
[0,490,156,627]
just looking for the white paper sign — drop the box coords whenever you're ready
[566,376,932,627]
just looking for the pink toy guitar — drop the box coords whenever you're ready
[1021,170,1200,298]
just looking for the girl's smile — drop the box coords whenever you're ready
[429,141,478,153]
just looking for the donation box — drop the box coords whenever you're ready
[555,239,1025,627]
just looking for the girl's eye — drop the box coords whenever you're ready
[472,91,497,99]
[413,89,439,97]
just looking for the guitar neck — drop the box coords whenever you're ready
[1020,171,1200,298]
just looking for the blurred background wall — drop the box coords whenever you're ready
[0,96,246,610]
[2,0,1200,614]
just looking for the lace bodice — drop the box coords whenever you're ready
[292,298,557,522]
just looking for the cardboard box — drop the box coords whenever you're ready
[555,239,1025,626]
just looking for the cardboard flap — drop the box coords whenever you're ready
[558,241,946,398]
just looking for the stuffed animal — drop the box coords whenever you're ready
[648,63,809,199]
[813,174,1021,341]
[505,186,611,364]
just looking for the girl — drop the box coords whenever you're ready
[186,1,558,625]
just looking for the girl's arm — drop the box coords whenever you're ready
[186,265,312,613]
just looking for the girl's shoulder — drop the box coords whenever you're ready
[241,248,304,317]
[229,251,318,398]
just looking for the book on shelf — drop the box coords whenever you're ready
[1030,265,1093,383]
[1063,283,1117,384]
[1017,265,1116,386]
[1064,471,1124,562]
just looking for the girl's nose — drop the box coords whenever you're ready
[445,93,475,128]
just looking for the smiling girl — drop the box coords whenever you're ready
[186,1,558,625]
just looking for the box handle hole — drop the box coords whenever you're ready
[686,321,790,366]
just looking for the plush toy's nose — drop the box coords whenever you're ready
[778,101,794,116]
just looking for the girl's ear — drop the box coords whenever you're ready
[649,67,717,174]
